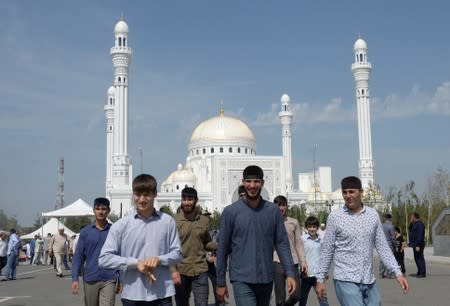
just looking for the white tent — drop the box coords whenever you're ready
[42,198,94,217]
[21,217,76,240]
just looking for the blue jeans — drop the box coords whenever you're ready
[334,280,380,306]
[175,272,209,306]
[4,253,18,280]
[231,281,273,306]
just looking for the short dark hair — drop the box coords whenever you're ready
[181,187,198,199]
[132,174,157,194]
[273,195,287,206]
[243,165,264,180]
[94,197,110,207]
[305,216,320,228]
[384,213,392,219]
[394,226,401,233]
[341,176,362,190]
[238,185,246,195]
[413,212,420,219]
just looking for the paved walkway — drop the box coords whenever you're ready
[0,248,449,305]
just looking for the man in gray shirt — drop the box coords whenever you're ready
[380,213,396,278]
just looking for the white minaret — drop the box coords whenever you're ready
[351,36,374,189]
[105,85,115,194]
[279,93,293,192]
[109,17,133,215]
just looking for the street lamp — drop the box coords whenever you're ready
[313,144,318,205]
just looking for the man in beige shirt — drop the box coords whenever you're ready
[49,227,68,277]
[273,195,307,306]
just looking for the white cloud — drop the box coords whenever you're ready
[254,81,450,127]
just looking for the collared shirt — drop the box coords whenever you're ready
[317,204,401,284]
[7,233,19,256]
[99,210,183,302]
[273,216,305,265]
[302,233,322,277]
[216,198,295,286]
[173,213,213,276]
[383,220,396,251]
[72,223,117,282]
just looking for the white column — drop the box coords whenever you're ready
[351,37,375,189]
[279,93,293,192]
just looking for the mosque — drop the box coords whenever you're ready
[104,18,376,216]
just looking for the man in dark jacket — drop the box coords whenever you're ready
[408,212,426,278]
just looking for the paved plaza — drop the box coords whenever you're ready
[0,248,449,305]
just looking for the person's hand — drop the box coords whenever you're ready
[415,246,420,252]
[396,275,409,294]
[115,282,123,294]
[137,260,157,283]
[287,276,297,296]
[316,282,327,301]
[71,281,79,294]
[301,262,308,274]
[144,256,160,268]
[216,286,229,302]
[172,271,181,285]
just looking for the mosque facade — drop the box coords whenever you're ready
[104,19,376,216]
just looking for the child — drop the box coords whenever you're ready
[394,226,406,274]
[300,216,329,306]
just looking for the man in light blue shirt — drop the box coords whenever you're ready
[316,176,409,305]
[99,174,183,306]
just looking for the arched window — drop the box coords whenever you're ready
[360,53,363,62]
[196,149,199,155]
[245,148,248,154]
[109,98,113,105]
[229,147,232,153]
[203,148,206,154]
[237,148,241,153]
[124,78,126,83]
[118,77,121,83]
[211,148,214,153]
[220,147,223,153]
[176,185,179,190]
[362,89,364,95]
[118,37,122,47]
[284,105,287,111]
[123,37,126,46]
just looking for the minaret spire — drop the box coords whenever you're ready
[279,93,293,192]
[351,36,375,189]
[108,17,133,215]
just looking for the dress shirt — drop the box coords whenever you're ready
[7,233,19,255]
[317,204,401,284]
[99,210,183,302]
[72,223,117,282]
[216,198,295,287]
[273,216,305,265]
[302,233,322,277]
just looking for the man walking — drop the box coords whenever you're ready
[99,174,183,305]
[273,195,306,306]
[409,212,426,278]
[171,187,216,306]
[316,176,409,305]
[380,213,396,278]
[2,229,21,281]
[50,227,69,277]
[43,233,52,265]
[72,197,119,306]
[216,165,296,306]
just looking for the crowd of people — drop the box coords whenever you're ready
[0,166,429,306]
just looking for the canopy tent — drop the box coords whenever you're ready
[21,217,76,239]
[42,198,94,217]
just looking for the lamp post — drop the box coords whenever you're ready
[313,144,318,205]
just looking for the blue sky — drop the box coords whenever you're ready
[1,1,449,226]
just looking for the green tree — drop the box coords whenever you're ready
[0,209,21,233]
[62,216,92,232]
[210,210,221,230]
[160,205,174,216]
